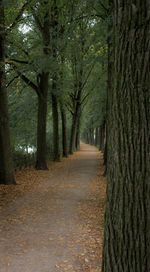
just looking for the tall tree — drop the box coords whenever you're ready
[102,1,150,271]
[0,0,15,184]
[29,1,50,169]
[60,101,68,157]
[8,1,51,169]
[69,19,88,154]
[51,0,60,161]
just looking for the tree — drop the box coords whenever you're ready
[50,0,60,161]
[0,0,16,185]
[102,1,150,271]
[7,1,51,169]
[60,101,68,157]
[68,12,100,154]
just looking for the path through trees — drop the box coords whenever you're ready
[0,143,106,272]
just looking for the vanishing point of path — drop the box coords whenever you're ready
[0,143,106,272]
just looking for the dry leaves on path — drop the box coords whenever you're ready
[76,152,106,271]
[0,146,106,272]
[0,157,68,208]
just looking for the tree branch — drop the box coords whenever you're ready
[6,60,39,95]
[17,72,39,94]
[7,58,29,65]
[6,76,18,88]
[65,102,74,115]
[73,13,105,22]
[7,1,29,32]
[7,61,39,95]
[81,61,96,91]
[31,7,43,33]
[81,92,90,105]
[98,1,109,12]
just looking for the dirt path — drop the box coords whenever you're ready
[0,143,106,272]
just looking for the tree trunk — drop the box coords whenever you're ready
[99,122,105,152]
[52,92,60,161]
[102,1,150,271]
[75,113,81,150]
[0,0,15,185]
[35,73,48,170]
[70,99,82,154]
[103,0,113,175]
[60,102,68,157]
[33,3,50,170]
[70,30,83,154]
[69,113,77,154]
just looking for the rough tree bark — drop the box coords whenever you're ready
[52,91,60,161]
[75,111,81,150]
[102,1,150,271]
[99,122,105,152]
[0,0,15,185]
[69,86,82,154]
[50,0,60,161]
[69,111,78,154]
[35,72,49,170]
[60,102,68,157]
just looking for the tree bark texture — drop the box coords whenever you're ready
[35,73,48,170]
[99,122,105,152]
[69,113,78,154]
[69,90,82,154]
[75,110,81,150]
[60,102,68,157]
[52,92,60,161]
[102,1,150,271]
[0,0,15,184]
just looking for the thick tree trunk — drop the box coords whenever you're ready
[52,92,60,161]
[60,103,68,157]
[102,1,150,271]
[69,113,78,154]
[75,113,81,150]
[34,3,50,170]
[35,73,48,170]
[0,0,15,185]
[99,122,105,152]
[50,1,60,161]
[70,101,82,154]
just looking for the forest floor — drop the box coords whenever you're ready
[0,143,106,272]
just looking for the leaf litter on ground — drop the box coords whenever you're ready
[0,148,106,272]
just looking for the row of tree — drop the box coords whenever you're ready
[1,0,149,270]
[0,0,107,185]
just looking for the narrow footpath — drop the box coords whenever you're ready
[0,143,106,272]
